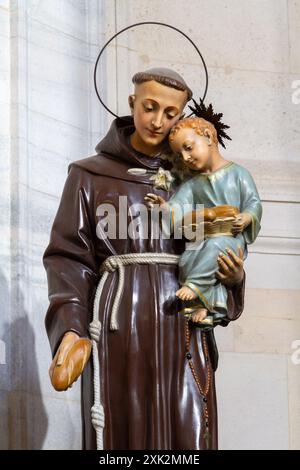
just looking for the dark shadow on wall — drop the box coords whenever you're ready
[0,269,48,449]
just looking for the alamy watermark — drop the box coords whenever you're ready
[291,80,300,104]
[0,340,6,365]
[95,197,205,249]
[291,340,300,365]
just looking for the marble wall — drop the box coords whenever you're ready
[0,0,299,450]
[102,0,300,450]
[0,0,107,449]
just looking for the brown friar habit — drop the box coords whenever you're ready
[43,116,245,450]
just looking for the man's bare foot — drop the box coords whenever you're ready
[191,308,208,324]
[176,285,197,300]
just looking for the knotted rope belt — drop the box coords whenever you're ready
[89,252,180,450]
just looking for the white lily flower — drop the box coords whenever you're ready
[149,167,175,191]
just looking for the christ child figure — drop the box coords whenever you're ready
[145,101,262,328]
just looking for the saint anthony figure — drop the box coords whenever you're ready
[43,68,245,450]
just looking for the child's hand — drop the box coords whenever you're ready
[144,193,167,209]
[232,212,252,235]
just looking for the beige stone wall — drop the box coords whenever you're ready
[0,0,107,449]
[104,0,300,449]
[1,0,299,450]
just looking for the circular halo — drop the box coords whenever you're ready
[94,21,209,119]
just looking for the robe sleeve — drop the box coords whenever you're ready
[43,164,100,357]
[207,273,246,371]
[223,272,246,325]
[240,168,263,244]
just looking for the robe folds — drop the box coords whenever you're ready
[43,116,245,450]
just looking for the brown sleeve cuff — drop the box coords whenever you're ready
[220,271,246,327]
[45,303,90,357]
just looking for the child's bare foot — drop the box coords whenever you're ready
[176,286,197,300]
[191,308,208,324]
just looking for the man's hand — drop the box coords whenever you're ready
[216,246,244,287]
[49,331,92,391]
[232,212,252,236]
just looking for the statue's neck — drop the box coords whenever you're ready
[130,131,167,157]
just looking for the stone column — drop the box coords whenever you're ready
[0,0,107,449]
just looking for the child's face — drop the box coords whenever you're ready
[169,127,212,171]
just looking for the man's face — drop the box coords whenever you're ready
[129,80,188,150]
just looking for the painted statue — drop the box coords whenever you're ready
[145,105,262,329]
[44,68,246,449]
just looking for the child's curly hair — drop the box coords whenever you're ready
[168,117,219,146]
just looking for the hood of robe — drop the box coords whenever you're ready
[95,116,173,171]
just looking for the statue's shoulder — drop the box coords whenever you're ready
[67,153,151,185]
[230,162,255,181]
[68,153,127,177]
